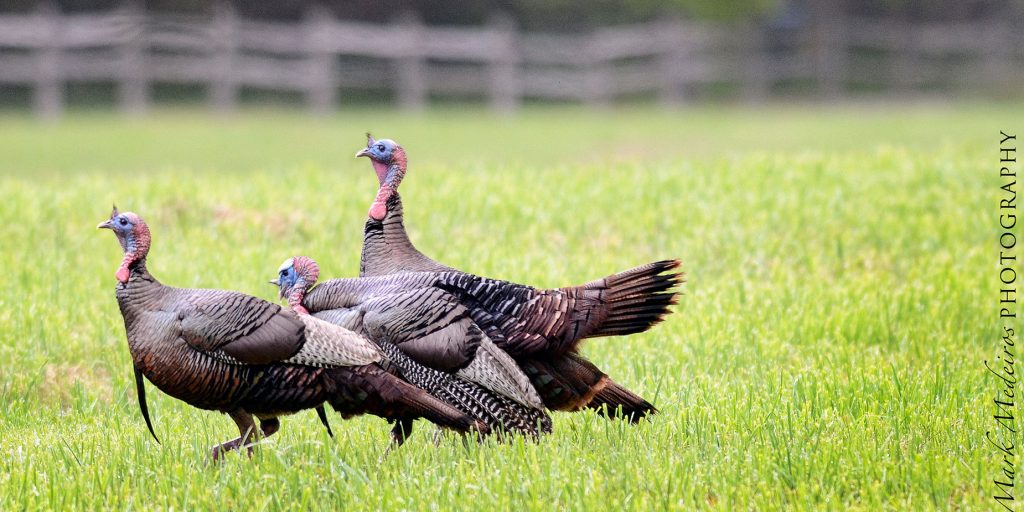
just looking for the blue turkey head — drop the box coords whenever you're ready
[272,258,299,299]
[355,134,399,163]
[97,205,152,283]
[271,256,320,300]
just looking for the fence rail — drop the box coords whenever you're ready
[0,1,1021,117]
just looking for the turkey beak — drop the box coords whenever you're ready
[97,219,113,230]
[269,278,280,286]
[273,281,289,299]
[355,147,371,158]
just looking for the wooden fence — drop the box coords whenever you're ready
[0,1,1021,118]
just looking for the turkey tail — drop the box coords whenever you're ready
[324,366,486,436]
[425,372,552,439]
[586,379,658,422]
[385,382,486,435]
[379,341,550,437]
[519,352,611,412]
[581,259,683,339]
[521,352,657,421]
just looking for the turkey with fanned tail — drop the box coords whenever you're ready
[351,134,683,420]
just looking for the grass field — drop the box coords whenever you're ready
[0,104,1015,510]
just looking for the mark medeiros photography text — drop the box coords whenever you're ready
[991,130,1019,511]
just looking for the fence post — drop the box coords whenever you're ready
[584,30,611,108]
[395,11,426,111]
[658,19,688,106]
[487,12,520,113]
[304,3,337,115]
[891,20,916,95]
[118,0,148,115]
[810,0,845,100]
[210,0,237,112]
[33,0,62,120]
[742,23,770,103]
[980,19,1013,95]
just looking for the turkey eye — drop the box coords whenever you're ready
[376,144,385,152]
[280,269,288,276]
[118,218,128,226]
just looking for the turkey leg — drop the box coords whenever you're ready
[211,409,260,461]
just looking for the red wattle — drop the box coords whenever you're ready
[369,201,387,221]
[369,184,393,221]
[288,291,309,315]
[116,266,130,283]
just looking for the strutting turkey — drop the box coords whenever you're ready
[98,207,486,460]
[353,135,682,421]
[273,256,552,438]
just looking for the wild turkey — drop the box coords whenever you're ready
[280,256,679,420]
[273,256,552,437]
[97,207,486,459]
[354,134,682,420]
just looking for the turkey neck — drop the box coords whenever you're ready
[114,258,166,352]
[360,192,453,277]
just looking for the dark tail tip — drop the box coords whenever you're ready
[134,367,160,444]
[586,380,658,423]
[316,406,335,438]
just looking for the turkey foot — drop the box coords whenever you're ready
[210,435,254,461]
[378,418,413,463]
[211,409,263,462]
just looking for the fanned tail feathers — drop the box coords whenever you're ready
[582,259,683,339]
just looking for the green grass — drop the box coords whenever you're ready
[0,105,1014,510]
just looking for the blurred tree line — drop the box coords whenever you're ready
[0,0,1018,28]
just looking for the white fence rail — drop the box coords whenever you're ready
[0,2,1021,117]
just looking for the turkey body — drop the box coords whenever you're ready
[275,253,556,437]
[305,250,679,416]
[114,261,482,455]
[353,192,679,418]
